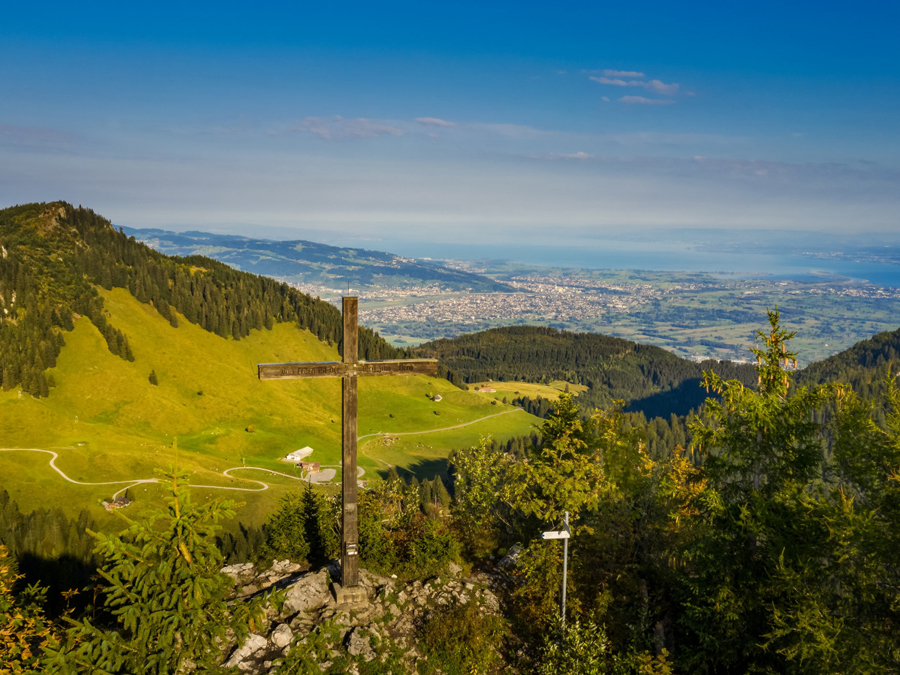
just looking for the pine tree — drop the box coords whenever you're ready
[44,472,264,674]
[260,491,311,564]
[434,477,452,510]
[121,336,134,362]
[36,371,49,398]
[420,480,434,512]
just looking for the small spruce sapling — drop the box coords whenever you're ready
[45,470,264,674]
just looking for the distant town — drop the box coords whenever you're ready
[292,264,900,366]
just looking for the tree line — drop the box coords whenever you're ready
[0,202,403,397]
[413,325,757,418]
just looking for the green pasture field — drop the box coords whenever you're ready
[0,289,539,527]
[470,380,588,401]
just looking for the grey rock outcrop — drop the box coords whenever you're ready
[282,569,331,615]
[225,633,268,669]
[218,560,503,674]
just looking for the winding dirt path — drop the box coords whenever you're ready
[0,449,160,498]
[0,408,523,495]
[357,407,523,441]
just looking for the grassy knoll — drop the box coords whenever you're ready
[0,289,539,524]
[470,380,587,402]
[359,407,535,480]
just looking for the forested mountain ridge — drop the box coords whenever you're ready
[798,325,900,395]
[414,325,758,417]
[0,202,402,396]
[124,226,512,292]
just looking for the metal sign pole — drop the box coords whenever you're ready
[541,512,572,631]
[562,510,568,630]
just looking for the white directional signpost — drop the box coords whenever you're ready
[541,511,572,629]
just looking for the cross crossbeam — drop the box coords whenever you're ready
[258,296,437,593]
[258,359,437,380]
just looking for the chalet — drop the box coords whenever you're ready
[300,461,320,474]
[479,386,496,393]
[432,394,443,402]
[102,495,132,512]
[285,447,314,462]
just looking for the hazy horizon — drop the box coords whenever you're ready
[3,2,898,243]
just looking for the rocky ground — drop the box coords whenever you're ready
[219,559,503,674]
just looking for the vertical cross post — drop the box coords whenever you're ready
[257,294,437,606]
[341,296,359,588]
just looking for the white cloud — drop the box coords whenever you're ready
[591,76,633,86]
[606,132,747,146]
[602,69,644,78]
[536,151,594,160]
[619,96,675,106]
[415,117,456,127]
[644,79,680,95]
[469,123,555,139]
[293,116,404,141]
[590,76,680,96]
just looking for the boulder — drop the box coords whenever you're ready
[221,562,256,585]
[497,543,523,569]
[224,633,268,669]
[269,559,303,575]
[271,623,293,649]
[345,627,376,662]
[282,569,331,616]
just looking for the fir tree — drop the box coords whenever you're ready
[45,472,264,674]
[260,491,310,564]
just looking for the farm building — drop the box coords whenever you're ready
[300,461,321,474]
[102,495,132,512]
[285,447,314,462]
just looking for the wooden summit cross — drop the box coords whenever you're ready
[258,295,437,604]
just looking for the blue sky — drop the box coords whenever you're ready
[1,1,898,250]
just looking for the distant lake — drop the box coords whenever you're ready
[389,241,900,288]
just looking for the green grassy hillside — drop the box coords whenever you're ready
[0,289,537,526]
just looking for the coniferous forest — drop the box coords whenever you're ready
[414,325,759,418]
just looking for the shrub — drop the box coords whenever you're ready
[419,601,508,675]
[409,519,461,577]
[0,545,54,673]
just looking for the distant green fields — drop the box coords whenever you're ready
[470,380,588,402]
[0,289,539,526]
[365,268,900,365]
